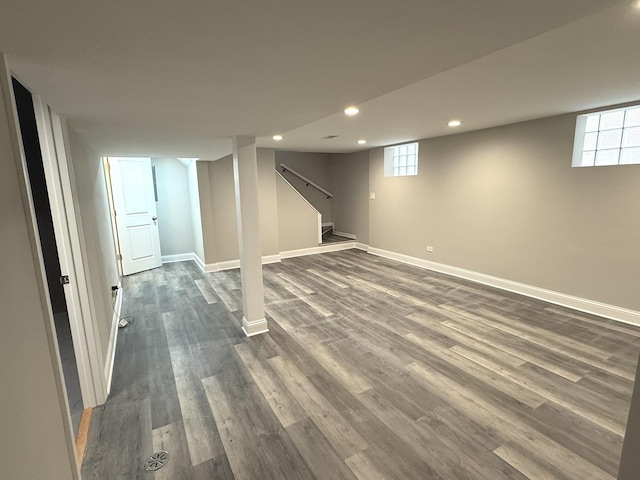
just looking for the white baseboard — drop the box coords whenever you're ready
[367,247,640,327]
[322,222,334,228]
[355,242,369,252]
[280,241,358,259]
[242,316,269,337]
[162,252,197,264]
[215,259,241,271]
[202,254,284,272]
[193,254,206,273]
[104,280,123,395]
[197,243,361,271]
[333,230,357,240]
[262,254,282,265]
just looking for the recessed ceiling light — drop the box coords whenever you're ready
[448,120,462,128]
[344,106,359,116]
[357,139,367,145]
[272,135,284,141]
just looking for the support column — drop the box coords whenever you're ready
[232,136,268,336]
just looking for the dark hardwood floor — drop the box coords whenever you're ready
[82,249,640,479]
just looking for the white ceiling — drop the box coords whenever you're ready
[1,0,638,159]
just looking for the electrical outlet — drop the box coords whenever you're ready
[369,192,376,200]
[426,245,434,252]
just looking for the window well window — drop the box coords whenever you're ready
[384,142,419,177]
[572,105,640,167]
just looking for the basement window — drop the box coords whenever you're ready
[572,105,640,167]
[384,142,419,176]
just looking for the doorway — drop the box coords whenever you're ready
[12,78,84,435]
[107,157,163,275]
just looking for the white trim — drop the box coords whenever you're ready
[216,259,241,271]
[104,280,122,395]
[204,262,219,273]
[242,316,269,337]
[56,116,109,406]
[196,244,364,272]
[262,254,282,265]
[162,252,196,264]
[367,247,640,327]
[203,254,283,272]
[280,241,358,259]
[333,230,357,240]
[322,222,334,228]
[355,242,369,252]
[318,213,322,244]
[193,254,206,273]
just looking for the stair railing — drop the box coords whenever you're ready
[279,163,333,199]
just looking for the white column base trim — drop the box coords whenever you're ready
[104,280,123,395]
[242,316,269,337]
[367,247,640,327]
[162,252,197,264]
[333,230,357,240]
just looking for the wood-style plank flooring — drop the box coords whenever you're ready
[82,249,640,479]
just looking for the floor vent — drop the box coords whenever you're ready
[144,451,169,471]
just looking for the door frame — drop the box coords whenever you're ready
[32,95,108,408]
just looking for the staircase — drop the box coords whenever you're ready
[321,224,352,244]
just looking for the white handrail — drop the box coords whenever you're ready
[279,163,333,199]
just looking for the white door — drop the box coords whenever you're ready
[108,157,162,275]
[32,95,108,408]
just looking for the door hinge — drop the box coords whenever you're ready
[60,275,70,285]
[117,254,122,260]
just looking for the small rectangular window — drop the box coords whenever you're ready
[384,142,419,176]
[572,105,640,167]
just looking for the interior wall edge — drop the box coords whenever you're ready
[104,278,122,396]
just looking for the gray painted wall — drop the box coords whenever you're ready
[197,160,217,264]
[276,150,333,223]
[206,154,239,262]
[67,127,120,365]
[276,173,320,252]
[0,63,77,479]
[257,149,280,257]
[153,158,196,257]
[369,113,640,312]
[330,151,369,243]
[198,149,281,265]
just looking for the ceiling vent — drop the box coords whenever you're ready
[322,135,339,140]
